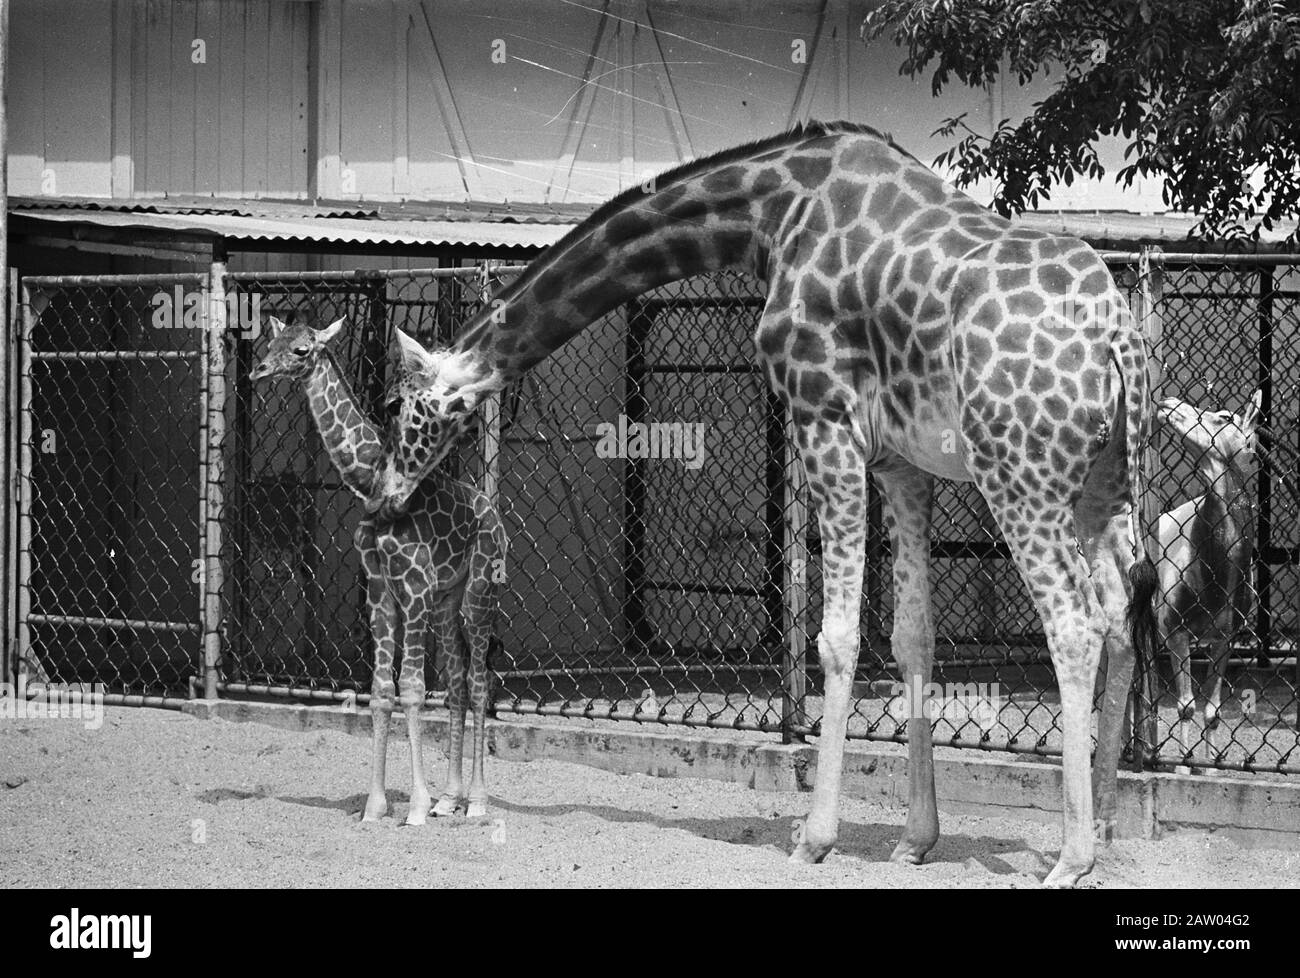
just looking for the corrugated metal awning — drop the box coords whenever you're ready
[12,207,576,250]
[13,199,1296,252]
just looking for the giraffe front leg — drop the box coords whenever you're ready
[431,589,467,817]
[875,466,940,865]
[398,587,433,826]
[364,576,399,823]
[787,423,868,865]
[461,566,497,819]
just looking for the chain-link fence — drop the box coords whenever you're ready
[8,250,1299,774]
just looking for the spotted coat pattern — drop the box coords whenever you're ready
[251,318,505,822]
[369,121,1156,886]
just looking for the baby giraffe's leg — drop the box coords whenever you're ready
[364,573,399,822]
[430,586,467,816]
[397,578,433,826]
[461,559,498,818]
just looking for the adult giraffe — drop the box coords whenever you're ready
[368,121,1159,887]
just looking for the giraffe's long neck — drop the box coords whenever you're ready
[303,351,383,499]
[452,124,916,382]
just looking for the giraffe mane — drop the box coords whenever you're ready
[569,120,909,238]
[454,120,916,344]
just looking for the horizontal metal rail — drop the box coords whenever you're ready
[22,273,207,288]
[1100,252,1300,265]
[30,350,200,362]
[27,613,202,633]
[495,663,783,680]
[226,265,529,285]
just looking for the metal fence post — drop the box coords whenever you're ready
[1134,245,1164,768]
[781,417,809,741]
[478,262,502,509]
[2,270,15,688]
[14,281,34,685]
[622,300,651,658]
[200,259,228,700]
[1255,266,1275,667]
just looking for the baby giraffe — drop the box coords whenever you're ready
[250,317,506,822]
[1156,390,1262,768]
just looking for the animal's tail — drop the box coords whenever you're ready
[1110,336,1159,674]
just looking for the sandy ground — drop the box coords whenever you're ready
[1,706,1297,888]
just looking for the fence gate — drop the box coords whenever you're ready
[12,273,221,705]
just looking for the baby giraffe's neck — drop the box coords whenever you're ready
[303,352,384,499]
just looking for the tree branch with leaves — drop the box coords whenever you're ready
[862,0,1300,241]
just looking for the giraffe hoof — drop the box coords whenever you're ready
[1042,858,1093,889]
[789,841,833,864]
[888,841,930,866]
[405,804,431,827]
[362,795,389,822]
[432,794,462,818]
[465,797,489,818]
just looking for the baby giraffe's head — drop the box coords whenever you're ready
[249,316,345,382]
[365,328,498,520]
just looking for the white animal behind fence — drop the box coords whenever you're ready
[1155,390,1265,770]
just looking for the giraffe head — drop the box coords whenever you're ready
[365,328,499,518]
[1158,388,1263,481]
[249,316,346,382]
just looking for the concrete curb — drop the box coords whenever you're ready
[182,698,1300,849]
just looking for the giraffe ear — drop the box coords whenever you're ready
[392,327,438,375]
[316,318,345,345]
[268,316,286,338]
[1244,388,1264,429]
[440,349,498,409]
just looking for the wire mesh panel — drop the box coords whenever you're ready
[1117,254,1300,773]
[491,270,805,732]
[221,268,505,701]
[12,253,1299,776]
[15,274,209,700]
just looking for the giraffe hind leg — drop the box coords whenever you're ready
[875,464,940,864]
[1085,509,1138,838]
[431,585,468,817]
[397,577,434,826]
[988,499,1106,888]
[364,570,399,823]
[461,493,505,817]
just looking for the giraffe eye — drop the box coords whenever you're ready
[386,398,403,418]
[292,346,310,356]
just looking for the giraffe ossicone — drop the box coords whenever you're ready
[252,315,506,824]
[370,120,1159,887]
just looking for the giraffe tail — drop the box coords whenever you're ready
[1110,337,1159,673]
